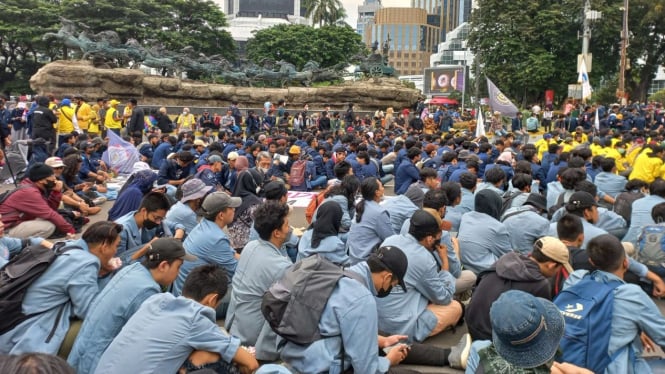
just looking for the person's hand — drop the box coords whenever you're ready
[652,276,665,297]
[550,362,593,374]
[378,335,408,349]
[641,331,656,353]
[66,233,77,240]
[385,344,409,366]
[107,257,123,271]
[53,180,63,192]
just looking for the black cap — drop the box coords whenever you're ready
[146,238,197,262]
[524,193,547,212]
[409,209,441,235]
[566,191,598,210]
[263,181,288,200]
[371,246,408,291]
[28,163,54,182]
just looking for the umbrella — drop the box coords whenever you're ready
[430,97,458,105]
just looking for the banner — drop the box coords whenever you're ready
[578,58,593,100]
[475,107,486,137]
[102,130,140,175]
[545,90,554,106]
[487,78,519,118]
[424,67,465,95]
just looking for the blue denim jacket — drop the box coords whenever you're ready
[174,218,237,296]
[67,262,161,374]
[458,212,513,275]
[114,211,184,264]
[381,195,418,234]
[226,239,292,361]
[94,293,241,374]
[0,236,43,268]
[564,270,665,374]
[595,172,628,199]
[0,240,100,354]
[298,229,349,265]
[400,218,462,278]
[376,234,456,342]
[165,201,198,235]
[280,262,391,373]
[624,195,665,245]
[347,200,395,264]
[502,208,550,254]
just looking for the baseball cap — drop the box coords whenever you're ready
[227,151,239,161]
[523,193,547,212]
[490,290,564,368]
[45,157,65,168]
[109,99,120,106]
[180,178,213,203]
[534,236,573,273]
[146,238,197,262]
[409,209,441,236]
[202,191,241,216]
[193,139,207,147]
[288,145,301,155]
[566,191,597,210]
[370,246,408,291]
[207,154,224,164]
[457,150,471,160]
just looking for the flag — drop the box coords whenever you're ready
[102,130,140,175]
[476,107,486,137]
[594,107,600,131]
[487,78,519,118]
[578,59,593,100]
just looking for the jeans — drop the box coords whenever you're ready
[382,164,394,175]
[310,175,327,189]
[380,175,394,186]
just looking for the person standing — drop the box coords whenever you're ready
[31,96,58,154]
[125,98,145,145]
[73,94,92,135]
[104,99,123,135]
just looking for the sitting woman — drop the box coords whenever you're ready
[227,168,264,252]
[315,175,360,237]
[107,168,158,221]
[297,201,348,265]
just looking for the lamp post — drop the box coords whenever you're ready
[618,0,629,105]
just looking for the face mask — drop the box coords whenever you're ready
[259,167,269,174]
[617,148,626,155]
[143,216,159,230]
[376,284,393,298]
[44,180,56,190]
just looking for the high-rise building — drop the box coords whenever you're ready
[362,0,461,75]
[357,0,382,40]
[220,0,305,19]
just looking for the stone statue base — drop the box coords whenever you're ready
[29,60,421,110]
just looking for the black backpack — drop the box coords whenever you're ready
[500,190,522,217]
[261,255,364,345]
[613,191,644,225]
[0,242,76,335]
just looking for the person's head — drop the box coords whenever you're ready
[263,181,288,203]
[143,238,197,286]
[599,157,616,173]
[459,172,477,192]
[652,202,665,223]
[206,154,224,173]
[489,290,564,368]
[44,157,65,177]
[0,352,75,374]
[202,191,242,226]
[311,201,343,248]
[360,177,384,203]
[136,192,171,229]
[586,234,628,274]
[625,178,648,193]
[408,210,442,250]
[366,246,408,297]
[523,192,547,213]
[560,168,586,190]
[176,151,195,168]
[180,178,212,209]
[484,167,506,187]
[565,191,599,224]
[440,181,461,206]
[419,167,438,190]
[423,188,448,218]
[181,265,228,309]
[253,201,291,246]
[650,178,665,198]
[333,160,353,180]
[27,163,56,191]
[288,145,301,160]
[407,147,421,162]
[557,214,585,247]
[256,151,272,174]
[512,173,533,192]
[530,236,573,277]
[83,221,124,274]
[475,189,503,220]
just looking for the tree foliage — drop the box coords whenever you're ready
[245,24,363,70]
[302,0,347,27]
[0,0,235,93]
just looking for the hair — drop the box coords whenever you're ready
[572,147,592,160]
[441,152,457,164]
[423,188,448,210]
[253,201,290,241]
[652,202,665,223]
[327,175,360,211]
[181,264,228,302]
[61,154,82,182]
[548,143,560,154]
[465,160,480,173]
[514,160,532,176]
[484,167,506,185]
[568,156,586,169]
[419,167,437,181]
[650,178,665,198]
[561,168,587,190]
[356,177,381,223]
[599,157,616,172]
[139,191,171,212]
[625,178,647,191]
[82,221,123,247]
[459,172,477,190]
[587,234,625,272]
[0,353,75,374]
[530,242,557,264]
[557,214,584,242]
[512,173,533,191]
[439,182,461,205]
[256,151,271,163]
[574,180,597,197]
[333,160,352,180]
[356,151,370,165]
[522,148,537,162]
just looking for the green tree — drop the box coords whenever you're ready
[245,24,363,70]
[302,0,347,27]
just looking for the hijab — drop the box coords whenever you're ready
[311,201,343,248]
[474,189,503,221]
[233,168,263,219]
[235,155,249,174]
[118,169,158,196]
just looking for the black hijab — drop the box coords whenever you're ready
[233,168,263,219]
[474,189,503,221]
[311,201,343,248]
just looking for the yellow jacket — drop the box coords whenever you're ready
[105,107,122,129]
[604,148,628,173]
[89,104,101,134]
[75,102,93,130]
[629,149,662,183]
[534,138,553,160]
[58,105,76,133]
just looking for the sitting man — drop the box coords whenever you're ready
[94,265,259,374]
[0,163,75,239]
[114,191,185,264]
[501,193,550,254]
[548,191,607,249]
[465,236,572,341]
[0,221,123,354]
[157,150,195,198]
[377,210,463,342]
[79,141,109,183]
[225,201,293,361]
[67,238,196,374]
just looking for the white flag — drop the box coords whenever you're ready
[476,107,486,137]
[578,59,593,100]
[594,107,600,131]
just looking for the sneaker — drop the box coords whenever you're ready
[92,196,107,206]
[448,333,471,369]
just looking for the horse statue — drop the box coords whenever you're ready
[276,60,312,87]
